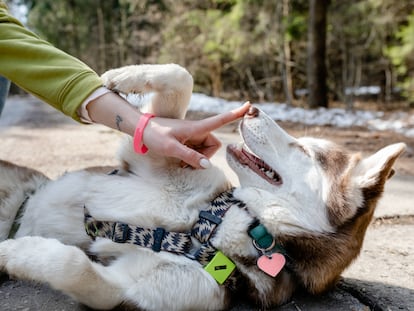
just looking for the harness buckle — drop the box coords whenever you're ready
[199,210,222,225]
[184,252,196,260]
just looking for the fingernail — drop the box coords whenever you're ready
[199,158,211,169]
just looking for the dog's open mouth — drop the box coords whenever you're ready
[227,144,282,185]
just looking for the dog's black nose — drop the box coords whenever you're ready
[246,106,259,118]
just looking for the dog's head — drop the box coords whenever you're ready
[227,106,406,293]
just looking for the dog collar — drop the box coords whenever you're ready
[248,223,286,255]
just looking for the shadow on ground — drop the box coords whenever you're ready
[2,273,413,310]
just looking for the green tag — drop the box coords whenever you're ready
[204,251,236,285]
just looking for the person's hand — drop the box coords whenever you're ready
[143,102,251,168]
[86,92,250,168]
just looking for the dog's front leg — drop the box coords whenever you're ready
[101,64,193,119]
[0,237,123,310]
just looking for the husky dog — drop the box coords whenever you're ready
[0,64,406,310]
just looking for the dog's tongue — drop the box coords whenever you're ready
[227,145,282,185]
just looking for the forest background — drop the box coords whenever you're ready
[6,0,414,110]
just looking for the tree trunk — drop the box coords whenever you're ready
[210,62,222,98]
[282,0,293,106]
[96,4,106,73]
[307,0,329,108]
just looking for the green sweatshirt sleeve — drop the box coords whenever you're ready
[0,3,103,122]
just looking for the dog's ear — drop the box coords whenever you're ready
[353,143,406,188]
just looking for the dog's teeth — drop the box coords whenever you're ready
[265,171,275,179]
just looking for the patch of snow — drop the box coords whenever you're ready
[345,86,381,96]
[189,93,414,138]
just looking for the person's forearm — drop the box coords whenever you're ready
[86,92,140,136]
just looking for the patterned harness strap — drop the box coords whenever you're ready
[190,189,246,265]
[84,189,246,265]
[84,207,192,254]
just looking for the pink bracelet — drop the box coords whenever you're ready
[133,113,155,154]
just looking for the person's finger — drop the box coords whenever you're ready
[232,101,251,117]
[194,101,251,133]
[192,133,222,159]
[169,141,210,169]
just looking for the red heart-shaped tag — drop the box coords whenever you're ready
[257,253,286,277]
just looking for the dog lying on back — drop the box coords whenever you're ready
[0,64,406,310]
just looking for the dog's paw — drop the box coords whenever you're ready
[0,239,17,271]
[101,66,142,94]
[0,237,73,282]
[0,237,49,269]
[101,68,122,91]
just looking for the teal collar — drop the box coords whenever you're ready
[248,223,287,256]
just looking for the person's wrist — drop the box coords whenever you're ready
[87,92,143,136]
[133,113,155,154]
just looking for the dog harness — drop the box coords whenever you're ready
[84,190,244,263]
[84,188,287,284]
[8,193,31,239]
